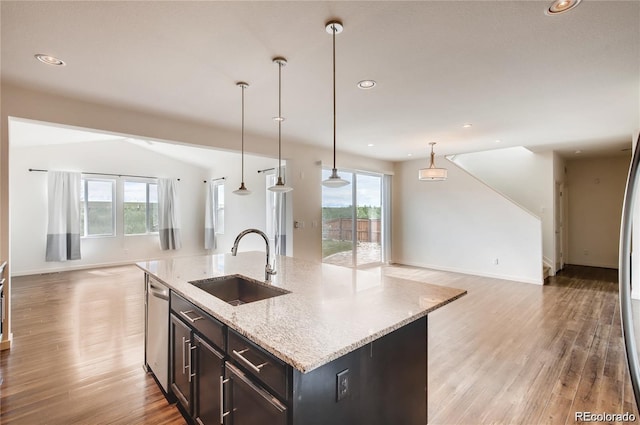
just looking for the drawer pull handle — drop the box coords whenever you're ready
[179,310,203,323]
[220,376,231,424]
[232,348,268,374]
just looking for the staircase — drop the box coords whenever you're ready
[543,264,551,282]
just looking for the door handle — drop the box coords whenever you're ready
[220,376,231,424]
[188,343,196,383]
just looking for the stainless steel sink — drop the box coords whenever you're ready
[189,274,289,306]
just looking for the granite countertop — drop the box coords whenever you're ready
[137,251,466,373]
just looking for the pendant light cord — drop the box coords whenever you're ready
[241,84,245,183]
[332,23,337,171]
[278,61,283,179]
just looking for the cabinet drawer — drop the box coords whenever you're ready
[228,329,289,401]
[225,362,287,425]
[171,292,225,350]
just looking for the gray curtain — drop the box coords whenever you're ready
[46,171,81,262]
[158,178,182,250]
[204,181,216,250]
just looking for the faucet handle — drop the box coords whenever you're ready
[265,264,277,282]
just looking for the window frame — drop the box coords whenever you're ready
[123,179,159,236]
[80,177,117,238]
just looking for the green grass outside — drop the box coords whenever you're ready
[322,239,353,258]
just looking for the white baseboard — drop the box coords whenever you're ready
[392,259,543,285]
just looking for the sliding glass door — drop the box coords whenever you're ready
[322,169,386,268]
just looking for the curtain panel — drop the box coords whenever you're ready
[204,181,216,250]
[158,178,182,250]
[45,171,82,262]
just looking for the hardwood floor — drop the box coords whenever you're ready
[0,266,184,425]
[379,264,638,424]
[0,263,637,424]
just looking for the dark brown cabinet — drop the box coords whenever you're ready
[170,314,193,411]
[170,293,226,425]
[224,362,287,425]
[166,290,428,425]
[194,335,225,425]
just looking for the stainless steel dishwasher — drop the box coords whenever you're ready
[145,275,169,393]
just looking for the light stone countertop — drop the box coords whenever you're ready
[137,252,466,373]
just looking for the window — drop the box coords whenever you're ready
[124,180,158,235]
[321,169,388,267]
[80,178,116,237]
[214,181,224,234]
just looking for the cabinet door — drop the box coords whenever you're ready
[225,363,287,425]
[170,314,193,413]
[194,334,225,425]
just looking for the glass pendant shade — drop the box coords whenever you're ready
[233,182,252,195]
[322,168,350,188]
[269,176,293,193]
[419,142,448,181]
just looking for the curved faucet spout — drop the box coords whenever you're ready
[231,228,276,281]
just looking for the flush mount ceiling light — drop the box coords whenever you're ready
[322,20,350,189]
[463,123,473,128]
[269,57,293,193]
[419,142,448,181]
[357,80,376,89]
[35,54,65,66]
[233,82,251,196]
[545,0,581,15]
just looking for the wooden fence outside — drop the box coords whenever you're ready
[323,218,381,243]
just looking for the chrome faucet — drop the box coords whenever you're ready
[231,228,276,282]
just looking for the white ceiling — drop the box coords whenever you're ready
[2,1,638,161]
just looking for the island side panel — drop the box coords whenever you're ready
[292,316,428,425]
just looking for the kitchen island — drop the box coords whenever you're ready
[138,252,465,425]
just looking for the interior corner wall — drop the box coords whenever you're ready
[392,157,543,284]
[451,147,555,268]
[566,155,630,268]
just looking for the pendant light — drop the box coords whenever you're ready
[269,57,293,193]
[418,142,448,181]
[233,82,251,195]
[322,20,350,188]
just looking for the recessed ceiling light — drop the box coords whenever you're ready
[357,80,376,89]
[495,140,502,143]
[463,123,472,128]
[367,143,375,147]
[407,153,413,157]
[575,150,582,154]
[35,54,66,66]
[545,0,581,15]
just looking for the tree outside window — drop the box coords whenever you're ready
[124,180,159,235]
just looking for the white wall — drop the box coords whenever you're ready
[9,138,277,275]
[392,157,543,284]
[566,155,630,268]
[452,147,555,268]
